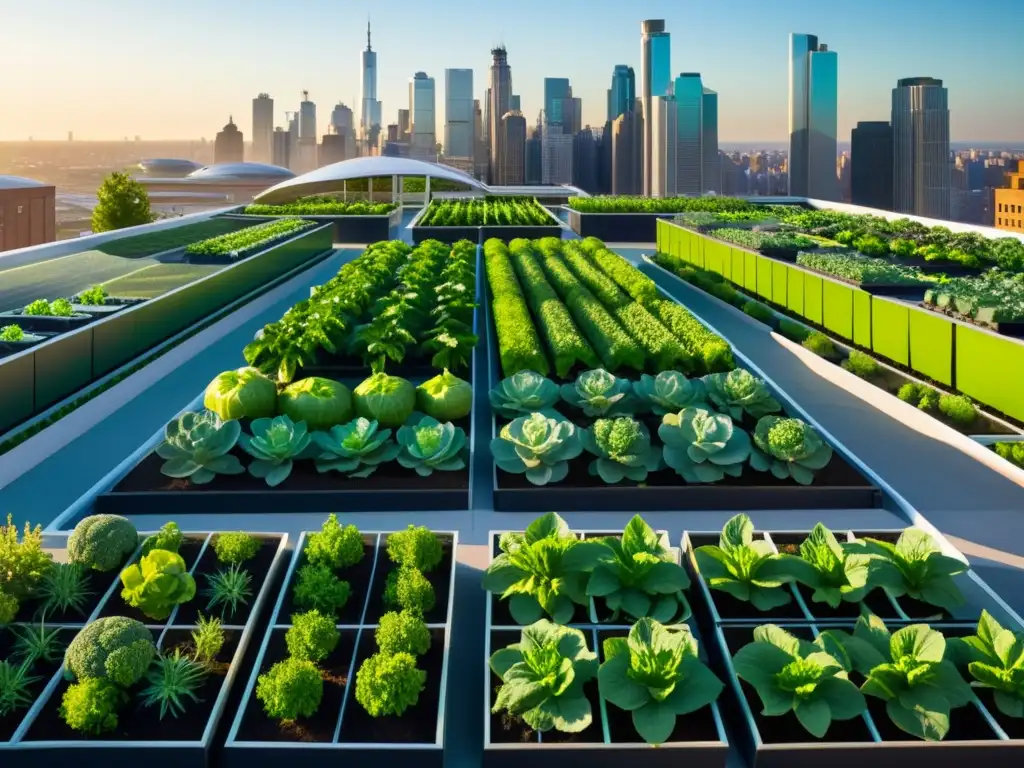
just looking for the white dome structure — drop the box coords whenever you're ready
[188,162,295,182]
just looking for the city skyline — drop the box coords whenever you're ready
[2,0,1022,144]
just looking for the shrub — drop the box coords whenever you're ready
[354,652,426,717]
[59,679,125,734]
[938,394,977,425]
[0,514,52,599]
[742,301,776,326]
[0,592,17,625]
[304,515,364,569]
[778,318,810,342]
[376,609,432,656]
[897,382,925,404]
[67,514,138,572]
[286,610,340,662]
[994,442,1024,468]
[802,332,838,359]
[386,526,443,573]
[256,658,323,720]
[918,390,940,411]
[64,616,156,686]
[293,564,351,617]
[212,532,260,565]
[841,350,880,379]
[383,567,436,614]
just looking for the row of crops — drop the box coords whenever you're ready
[242,197,398,216]
[184,218,316,261]
[419,197,554,227]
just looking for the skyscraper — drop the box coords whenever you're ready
[444,69,474,160]
[541,124,574,185]
[675,74,703,196]
[851,121,893,210]
[397,109,410,142]
[252,94,274,164]
[651,95,677,197]
[214,116,244,164]
[892,77,950,219]
[573,127,599,194]
[608,65,636,122]
[526,121,543,184]
[612,109,643,195]
[701,88,720,194]
[330,102,356,160]
[995,160,1024,233]
[473,99,487,179]
[294,91,318,173]
[650,74,720,197]
[500,111,527,186]
[272,127,290,169]
[360,21,382,153]
[510,95,521,112]
[544,78,572,127]
[788,33,838,200]
[489,47,513,184]
[641,20,671,195]
[409,72,437,157]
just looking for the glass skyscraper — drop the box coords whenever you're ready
[701,87,719,194]
[444,69,474,160]
[675,74,703,196]
[409,72,436,155]
[641,20,671,195]
[608,65,636,122]
[788,33,838,200]
[892,77,950,219]
[544,78,571,127]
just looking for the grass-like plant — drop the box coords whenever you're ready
[192,613,225,665]
[35,562,92,618]
[12,620,65,665]
[0,660,39,717]
[202,564,253,618]
[140,649,207,719]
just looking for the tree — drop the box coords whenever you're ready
[91,172,154,232]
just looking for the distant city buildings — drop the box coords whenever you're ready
[608,65,636,123]
[500,110,527,185]
[329,102,357,161]
[788,33,838,200]
[360,21,382,154]
[444,69,474,162]
[650,73,719,197]
[489,47,514,184]
[892,77,950,219]
[851,121,893,210]
[214,116,244,164]
[541,124,574,185]
[409,72,436,157]
[292,91,318,174]
[251,93,274,164]
[995,160,1024,233]
[612,108,643,194]
[640,20,671,195]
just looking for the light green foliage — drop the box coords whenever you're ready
[384,567,436,613]
[841,349,880,378]
[802,332,839,359]
[481,513,607,625]
[386,525,443,573]
[701,369,782,421]
[64,616,156,686]
[424,240,479,374]
[141,521,184,556]
[140,649,207,719]
[278,377,353,431]
[854,528,967,612]
[599,619,723,745]
[311,418,400,478]
[202,564,252,618]
[184,217,314,259]
[352,373,417,428]
[647,296,736,374]
[23,298,77,317]
[491,412,582,487]
[156,410,244,485]
[120,549,197,621]
[240,415,312,487]
[376,609,432,656]
[580,417,663,484]
[796,523,873,607]
[585,516,691,624]
[68,514,138,572]
[490,619,597,733]
[78,285,108,305]
[488,370,561,419]
[355,651,427,717]
[659,406,752,483]
[213,532,260,565]
[560,368,636,417]
[203,367,277,421]
[896,381,941,410]
[0,660,39,717]
[191,614,225,665]
[947,610,1024,719]
[396,415,467,476]
[257,658,324,721]
[36,562,92,618]
[779,318,811,343]
[91,171,154,232]
[732,624,866,738]
[415,370,473,422]
[694,514,812,611]
[584,242,660,304]
[304,515,364,569]
[0,591,18,624]
[571,195,758,214]
[750,416,834,485]
[484,239,551,377]
[286,610,340,662]
[994,441,1024,468]
[0,514,53,599]
[0,324,25,342]
[938,394,977,425]
[293,564,351,617]
[633,371,707,416]
[59,678,125,734]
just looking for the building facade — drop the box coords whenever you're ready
[892,77,950,219]
[444,68,474,161]
[214,117,244,164]
[573,128,599,194]
[251,93,274,164]
[500,111,527,186]
[0,177,55,253]
[640,20,671,195]
[995,160,1024,233]
[612,109,643,195]
[360,22,382,152]
[541,124,574,185]
[651,95,678,198]
[850,121,893,210]
[788,33,838,200]
[701,87,720,194]
[409,72,437,156]
[272,127,290,169]
[489,48,514,185]
[608,65,635,122]
[330,103,357,161]
[525,123,543,185]
[544,78,571,127]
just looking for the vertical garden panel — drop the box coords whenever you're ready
[803,272,823,325]
[693,232,706,269]
[871,298,910,366]
[756,256,773,301]
[677,227,688,262]
[705,239,721,275]
[787,266,804,316]
[772,262,788,308]
[744,251,758,292]
[719,244,732,282]
[656,219,665,253]
[822,280,854,340]
[956,326,1024,422]
[730,248,745,288]
[908,306,954,386]
[853,290,872,349]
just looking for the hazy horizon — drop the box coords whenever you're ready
[3,0,1022,144]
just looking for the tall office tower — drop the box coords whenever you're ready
[444,69,474,160]
[386,124,399,142]
[397,109,411,142]
[319,130,347,166]
[330,102,356,160]
[788,33,839,199]
[272,127,290,169]
[573,128,599,194]
[675,74,703,195]
[500,111,527,185]
[214,117,244,163]
[286,112,299,169]
[651,95,678,197]
[569,97,582,135]
[489,48,513,184]
[850,121,893,210]
[409,72,437,157]
[702,87,720,194]
[640,20,671,195]
[252,93,274,163]
[510,95,521,112]
[525,122,543,184]
[473,99,487,179]
[294,91,318,173]
[995,160,1024,232]
[360,21,382,153]
[544,78,572,127]
[611,109,643,194]
[483,88,491,179]
[598,120,614,193]
[541,124,574,184]
[608,65,636,122]
[892,77,950,219]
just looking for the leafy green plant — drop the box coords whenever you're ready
[488,370,561,419]
[277,376,353,431]
[994,441,1024,469]
[580,417,663,484]
[212,531,260,565]
[0,324,25,342]
[491,412,583,486]
[59,678,125,734]
[387,525,443,573]
[485,241,551,377]
[156,410,244,484]
[481,512,608,624]
[802,332,838,359]
[354,652,426,717]
[184,217,314,260]
[659,406,752,483]
[778,318,811,343]
[202,564,252,618]
[23,298,77,317]
[67,514,138,572]
[796,252,931,286]
[795,523,873,607]
[854,528,967,612]
[0,592,17,624]
[203,366,278,421]
[701,369,781,421]
[490,619,598,733]
[416,370,473,422]
[750,416,834,485]
[938,394,977,425]
[732,624,867,737]
[141,521,184,556]
[140,649,207,719]
[947,610,1024,719]
[293,564,351,616]
[244,198,396,216]
[240,415,312,487]
[35,561,91,618]
[841,350,880,378]
[120,549,197,621]
[633,372,706,416]
[64,616,156,686]
[352,373,417,428]
[599,618,724,744]
[286,610,340,662]
[396,415,467,476]
[310,418,400,478]
[191,614,225,665]
[376,609,432,656]
[693,514,810,610]
[256,658,323,720]
[304,515,364,569]
[78,285,108,305]
[560,368,636,417]
[0,514,52,599]
[384,567,436,613]
[0,660,39,717]
[585,516,690,623]
[12,620,64,664]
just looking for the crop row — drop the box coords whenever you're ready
[923,270,1024,325]
[184,217,316,260]
[795,251,932,287]
[419,197,553,227]
[243,197,397,216]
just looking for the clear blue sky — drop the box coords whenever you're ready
[2,0,1021,143]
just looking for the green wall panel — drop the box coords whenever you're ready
[730,248,745,288]
[787,267,804,316]
[756,256,773,301]
[956,326,1024,422]
[803,273,823,325]
[744,251,758,293]
[908,307,953,386]
[719,246,732,282]
[656,220,664,252]
[677,227,688,261]
[694,233,706,269]
[853,291,872,349]
[772,262,788,308]
[0,354,34,432]
[822,280,854,340]
[706,240,721,275]
[871,298,910,366]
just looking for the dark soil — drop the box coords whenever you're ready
[278,539,378,626]
[976,688,1024,740]
[337,628,445,744]
[0,628,74,741]
[175,536,282,626]
[488,630,537,744]
[362,534,454,625]
[234,628,357,743]
[793,582,900,621]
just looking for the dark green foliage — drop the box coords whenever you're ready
[841,350,880,379]
[802,332,838,359]
[286,610,340,662]
[91,171,154,232]
[293,564,351,617]
[0,592,18,625]
[12,621,65,665]
[203,564,253,618]
[778,318,811,342]
[36,562,92,618]
[0,660,39,717]
[140,650,207,719]
[742,301,776,326]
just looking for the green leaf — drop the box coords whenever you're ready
[493,676,548,715]
[733,641,793,689]
[794,697,832,738]
[640,561,689,594]
[663,658,724,716]
[720,514,753,551]
[888,686,950,741]
[622,515,661,557]
[620,590,653,619]
[926,661,974,708]
[535,692,593,733]
[509,593,545,625]
[490,647,523,678]
[815,677,867,721]
[993,690,1024,719]
[482,555,527,594]
[890,625,945,664]
[586,566,622,597]
[598,652,649,711]
[632,700,677,745]
[749,585,794,611]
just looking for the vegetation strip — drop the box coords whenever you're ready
[419,197,553,227]
[243,197,397,216]
[185,218,316,260]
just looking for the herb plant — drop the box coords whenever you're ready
[491,412,583,486]
[240,415,312,487]
[140,650,207,719]
[35,561,92,618]
[580,417,663,484]
[354,652,426,717]
[386,525,443,572]
[63,616,156,686]
[0,660,38,717]
[491,619,598,733]
[286,610,340,663]
[293,564,351,616]
[948,610,1024,719]
[659,406,752,483]
[384,567,436,613]
[396,415,468,476]
[257,658,323,720]
[311,418,400,478]
[78,285,108,305]
[560,368,636,417]
[156,410,245,484]
[633,371,707,416]
[488,370,561,419]
[304,515,364,569]
[750,416,834,485]
[59,678,125,734]
[855,528,968,612]
[141,521,184,556]
[12,621,64,664]
[701,369,781,421]
[203,564,252,618]
[376,609,432,656]
[212,532,260,565]
[192,614,225,665]
[796,523,874,607]
[0,514,53,599]
[120,549,197,621]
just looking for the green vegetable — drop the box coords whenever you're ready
[239,415,312,487]
[35,562,92,618]
[750,416,834,485]
[659,406,752,483]
[304,514,364,569]
[352,372,417,428]
[141,522,184,556]
[854,528,967,612]
[0,514,53,599]
[311,418,400,478]
[490,619,598,733]
[938,394,977,425]
[841,349,880,378]
[484,239,551,377]
[202,564,252,618]
[286,610,340,662]
[0,324,25,342]
[580,417,663,484]
[120,549,197,621]
[67,514,138,573]
[191,614,225,665]
[0,659,38,717]
[633,371,707,416]
[386,525,443,573]
[140,650,207,719]
[257,658,323,720]
[277,377,353,430]
[203,366,277,420]
[488,370,561,419]
[947,610,1024,719]
[24,298,77,318]
[78,285,108,305]
[376,609,432,656]
[212,531,260,564]
[0,592,17,625]
[59,678,125,734]
[561,368,636,417]
[732,624,867,738]
[743,301,776,326]
[422,196,553,226]
[185,217,314,259]
[701,369,782,421]
[293,564,351,616]
[491,412,583,486]
[396,415,467,476]
[796,523,873,607]
[384,567,436,613]
[415,369,473,421]
[244,198,396,216]
[994,441,1024,468]
[796,251,931,286]
[355,652,426,717]
[64,616,156,686]
[156,410,245,484]
[802,332,838,359]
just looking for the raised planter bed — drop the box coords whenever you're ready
[411,205,563,245]
[228,208,400,243]
[0,331,52,358]
[0,309,96,334]
[566,209,673,243]
[223,527,457,768]
[67,297,147,318]
[1,528,289,768]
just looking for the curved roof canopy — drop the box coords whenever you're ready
[138,158,203,175]
[0,175,48,190]
[188,162,295,182]
[253,156,486,203]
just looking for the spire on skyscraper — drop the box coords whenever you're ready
[367,18,372,51]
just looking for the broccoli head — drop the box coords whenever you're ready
[68,515,138,572]
[64,616,156,686]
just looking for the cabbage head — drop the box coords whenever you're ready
[750,416,833,485]
[353,373,416,428]
[204,367,277,421]
[416,370,472,422]
[278,377,353,430]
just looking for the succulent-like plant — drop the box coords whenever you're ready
[140,649,207,719]
[488,370,562,419]
[750,416,833,485]
[35,561,92,618]
[396,415,467,476]
[701,369,782,421]
[311,418,400,478]
[202,564,253,618]
[561,368,636,417]
[659,406,752,483]
[239,415,312,487]
[156,410,245,484]
[580,417,663,484]
[633,371,707,416]
[490,412,583,486]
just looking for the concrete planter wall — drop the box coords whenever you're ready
[566,209,674,242]
[226,208,400,243]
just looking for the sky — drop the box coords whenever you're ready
[1,0,1022,144]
